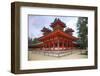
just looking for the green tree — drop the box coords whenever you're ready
[32,38,40,44]
[77,17,88,49]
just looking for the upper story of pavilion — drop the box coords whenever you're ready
[39,18,78,42]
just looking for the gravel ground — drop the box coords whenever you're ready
[28,49,88,61]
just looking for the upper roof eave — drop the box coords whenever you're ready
[39,30,78,41]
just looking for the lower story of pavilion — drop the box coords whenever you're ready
[40,40,77,51]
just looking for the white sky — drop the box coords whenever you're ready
[28,15,78,39]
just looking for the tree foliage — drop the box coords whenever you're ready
[77,17,88,49]
[28,37,40,46]
[32,38,40,44]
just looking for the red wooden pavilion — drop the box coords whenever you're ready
[38,18,78,51]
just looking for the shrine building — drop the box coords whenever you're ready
[38,18,78,51]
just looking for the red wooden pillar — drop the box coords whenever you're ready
[50,42,51,51]
[67,40,68,49]
[62,40,64,50]
[67,40,69,48]
[42,41,43,50]
[57,40,59,51]
[54,42,55,50]
[48,41,49,50]
[55,39,57,51]
[53,41,55,50]
[69,40,71,49]
[49,39,51,51]
[44,43,46,51]
[51,41,53,51]
[64,40,65,50]
[48,42,50,51]
[43,41,45,51]
[48,42,49,51]
[66,40,67,49]
[52,42,54,51]
[46,43,48,51]
[51,37,53,51]
[70,41,72,49]
[70,40,71,48]
[69,40,70,49]
[68,40,69,49]
[72,42,73,49]
[49,38,51,51]
[53,37,55,51]
[71,41,73,49]
[45,42,47,51]
[47,42,48,51]
[71,41,72,48]
[70,41,71,48]
[43,43,45,51]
